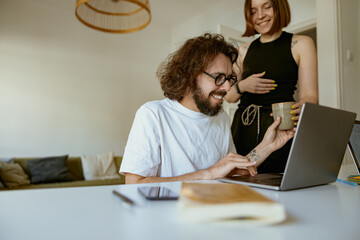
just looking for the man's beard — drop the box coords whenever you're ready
[193,86,225,116]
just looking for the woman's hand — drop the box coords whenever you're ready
[262,116,295,152]
[269,102,301,126]
[239,72,277,94]
[290,102,302,124]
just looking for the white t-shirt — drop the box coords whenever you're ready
[120,98,236,177]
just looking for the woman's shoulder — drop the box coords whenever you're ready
[291,34,315,48]
[290,34,317,64]
[238,41,252,51]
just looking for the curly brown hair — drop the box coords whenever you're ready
[157,33,238,102]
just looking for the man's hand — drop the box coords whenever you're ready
[239,72,277,94]
[227,167,256,177]
[262,116,295,152]
[205,152,257,179]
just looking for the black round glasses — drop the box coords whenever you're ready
[203,71,238,87]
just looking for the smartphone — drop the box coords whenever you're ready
[137,186,179,200]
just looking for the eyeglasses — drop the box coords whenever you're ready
[203,71,238,87]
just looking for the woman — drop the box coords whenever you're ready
[225,0,318,173]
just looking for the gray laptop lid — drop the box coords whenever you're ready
[280,103,356,190]
[348,120,360,173]
[217,103,356,190]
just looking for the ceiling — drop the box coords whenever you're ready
[30,0,316,30]
[34,0,231,28]
[150,0,222,27]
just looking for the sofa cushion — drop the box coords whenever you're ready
[1,177,125,190]
[81,152,120,180]
[0,158,15,187]
[0,161,31,188]
[27,155,72,184]
[67,157,85,181]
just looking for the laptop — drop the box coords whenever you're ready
[217,103,357,191]
[348,120,360,174]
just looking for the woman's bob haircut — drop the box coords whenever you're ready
[242,0,291,37]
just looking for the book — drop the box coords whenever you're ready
[178,182,286,226]
[347,175,360,184]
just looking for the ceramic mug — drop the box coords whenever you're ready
[271,102,295,130]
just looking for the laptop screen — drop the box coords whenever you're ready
[348,120,360,170]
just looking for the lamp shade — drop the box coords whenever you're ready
[75,0,151,33]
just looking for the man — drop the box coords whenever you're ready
[120,33,294,184]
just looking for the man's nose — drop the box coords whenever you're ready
[219,80,231,92]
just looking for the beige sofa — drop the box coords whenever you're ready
[0,156,125,190]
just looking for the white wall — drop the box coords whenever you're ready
[0,0,322,158]
[170,0,243,49]
[170,0,316,49]
[0,0,168,157]
[340,0,360,115]
[316,0,360,165]
[338,0,360,165]
[316,0,341,108]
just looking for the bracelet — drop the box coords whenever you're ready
[235,83,241,94]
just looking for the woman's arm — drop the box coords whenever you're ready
[225,42,276,103]
[291,35,319,119]
[225,42,249,103]
[294,35,318,104]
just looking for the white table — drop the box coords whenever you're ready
[0,173,359,240]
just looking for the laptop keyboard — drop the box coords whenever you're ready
[249,177,282,186]
[222,174,283,187]
[262,177,282,185]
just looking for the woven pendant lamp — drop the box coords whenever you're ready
[75,0,151,33]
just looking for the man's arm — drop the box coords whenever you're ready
[125,117,294,184]
[125,171,209,184]
[246,116,295,167]
[125,152,256,184]
[246,143,273,168]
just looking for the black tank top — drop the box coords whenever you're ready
[240,31,298,106]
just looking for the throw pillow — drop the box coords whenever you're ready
[81,152,120,180]
[27,155,72,184]
[0,158,15,187]
[0,162,31,188]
